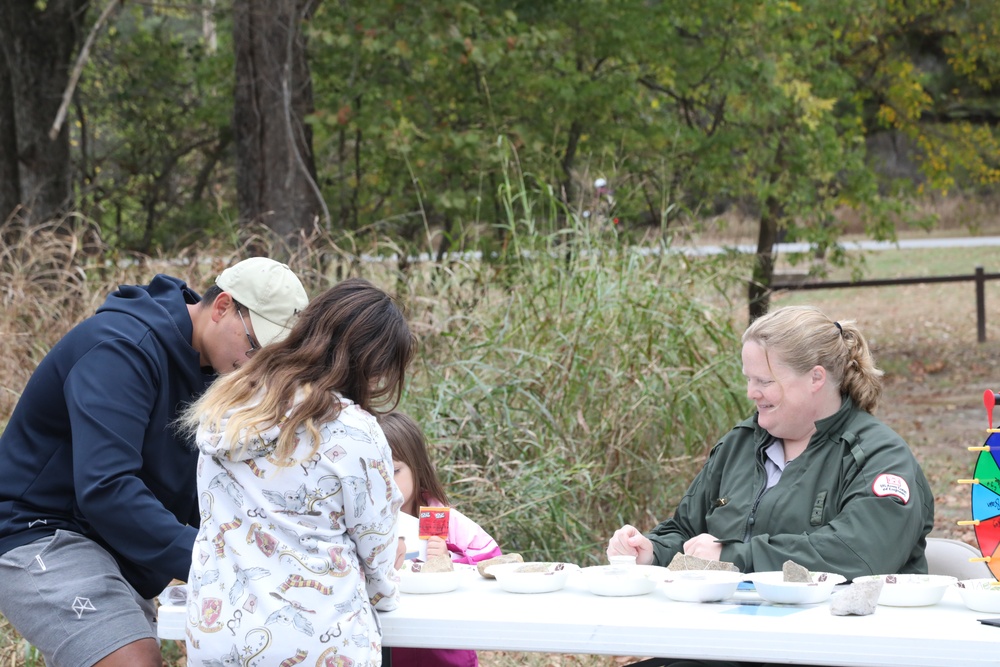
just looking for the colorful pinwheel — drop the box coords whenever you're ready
[965,390,1000,580]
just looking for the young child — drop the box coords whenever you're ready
[380,411,502,667]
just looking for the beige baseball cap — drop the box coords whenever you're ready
[216,257,309,346]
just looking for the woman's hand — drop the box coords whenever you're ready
[683,533,722,561]
[606,524,655,565]
[425,535,449,560]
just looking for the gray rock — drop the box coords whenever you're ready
[782,560,811,583]
[830,579,884,616]
[666,553,740,572]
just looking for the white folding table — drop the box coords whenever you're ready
[379,568,1000,666]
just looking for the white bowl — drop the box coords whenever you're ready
[854,574,957,607]
[661,570,744,603]
[956,578,1000,613]
[157,584,188,606]
[485,562,578,593]
[608,555,638,567]
[744,571,847,604]
[156,604,186,640]
[397,562,461,594]
[581,565,659,597]
[156,584,189,640]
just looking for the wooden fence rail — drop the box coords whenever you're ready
[771,266,1000,343]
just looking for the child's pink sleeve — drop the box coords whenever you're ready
[444,507,502,564]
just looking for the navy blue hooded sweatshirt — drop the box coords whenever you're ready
[0,275,215,598]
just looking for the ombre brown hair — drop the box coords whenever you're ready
[379,412,449,513]
[742,305,884,413]
[182,278,415,463]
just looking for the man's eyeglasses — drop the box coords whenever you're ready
[236,308,260,358]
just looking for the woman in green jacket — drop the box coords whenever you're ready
[608,304,933,580]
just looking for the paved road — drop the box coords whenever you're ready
[381,235,1000,264]
[677,235,1000,257]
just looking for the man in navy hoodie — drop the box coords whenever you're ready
[0,257,308,667]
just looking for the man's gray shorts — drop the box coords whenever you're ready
[0,530,158,667]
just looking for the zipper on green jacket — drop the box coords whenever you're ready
[743,454,769,542]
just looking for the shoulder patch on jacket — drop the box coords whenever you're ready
[872,473,910,503]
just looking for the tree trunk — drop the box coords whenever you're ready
[0,23,19,224]
[0,0,87,226]
[560,119,582,222]
[233,0,324,247]
[748,136,791,323]
[748,194,781,324]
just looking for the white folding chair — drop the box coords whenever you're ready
[924,537,993,580]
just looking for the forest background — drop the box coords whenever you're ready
[5,0,1000,316]
[2,0,1000,664]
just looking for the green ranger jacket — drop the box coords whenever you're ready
[648,396,934,580]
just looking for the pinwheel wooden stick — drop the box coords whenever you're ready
[986,390,998,430]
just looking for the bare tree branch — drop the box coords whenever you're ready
[282,0,330,229]
[49,0,122,141]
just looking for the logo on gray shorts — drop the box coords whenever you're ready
[72,597,96,618]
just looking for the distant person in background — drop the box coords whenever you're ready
[183,278,414,666]
[606,305,934,667]
[584,177,618,229]
[0,257,307,667]
[382,411,501,667]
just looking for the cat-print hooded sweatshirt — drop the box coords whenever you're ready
[186,395,402,666]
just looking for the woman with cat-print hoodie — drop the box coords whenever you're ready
[182,279,414,667]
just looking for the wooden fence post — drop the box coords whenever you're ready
[976,266,986,343]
